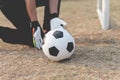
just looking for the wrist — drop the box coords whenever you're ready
[50,13,58,19]
[30,21,40,28]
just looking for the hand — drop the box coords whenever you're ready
[32,27,43,49]
[50,18,67,30]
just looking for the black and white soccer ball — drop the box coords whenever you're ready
[42,28,75,61]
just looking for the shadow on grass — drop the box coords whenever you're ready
[0,26,33,46]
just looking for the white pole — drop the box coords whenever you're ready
[97,0,110,30]
[97,0,101,9]
[97,0,102,27]
[102,0,110,30]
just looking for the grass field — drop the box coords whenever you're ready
[0,0,120,80]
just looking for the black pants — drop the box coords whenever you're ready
[0,0,61,31]
[0,0,61,46]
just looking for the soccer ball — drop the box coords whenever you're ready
[42,28,75,61]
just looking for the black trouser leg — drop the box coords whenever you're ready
[0,0,46,46]
[0,0,61,46]
[1,0,31,31]
[1,0,61,32]
[0,0,33,46]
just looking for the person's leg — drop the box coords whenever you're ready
[43,0,61,32]
[0,0,33,46]
[0,0,4,8]
[0,0,44,46]
[1,0,31,31]
[1,0,61,31]
[0,0,45,30]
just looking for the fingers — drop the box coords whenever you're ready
[34,37,42,49]
[33,27,43,49]
[36,39,41,49]
[50,18,67,30]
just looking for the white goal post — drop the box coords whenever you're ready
[97,0,110,30]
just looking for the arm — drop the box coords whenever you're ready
[25,0,37,21]
[25,0,44,49]
[49,0,67,30]
[49,0,59,14]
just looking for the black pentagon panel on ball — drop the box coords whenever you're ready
[53,30,63,39]
[49,46,59,56]
[67,42,74,52]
